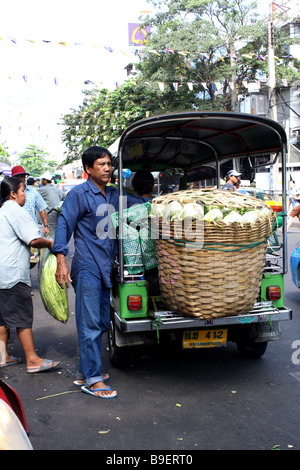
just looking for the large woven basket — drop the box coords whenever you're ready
[151,189,275,319]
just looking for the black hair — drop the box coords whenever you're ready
[0,176,23,207]
[82,146,112,173]
[27,177,35,185]
[132,170,154,196]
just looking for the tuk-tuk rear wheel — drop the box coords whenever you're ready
[108,312,134,368]
[236,339,268,358]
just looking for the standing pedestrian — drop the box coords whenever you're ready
[222,170,242,191]
[11,166,49,235]
[0,177,60,373]
[52,146,147,399]
[38,171,66,235]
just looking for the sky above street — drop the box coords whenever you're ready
[0,0,298,163]
[0,0,152,161]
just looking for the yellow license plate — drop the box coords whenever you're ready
[182,329,227,349]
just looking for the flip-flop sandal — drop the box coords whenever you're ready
[0,356,23,368]
[26,359,61,374]
[73,374,109,387]
[81,385,117,399]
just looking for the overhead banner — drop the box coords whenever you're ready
[128,23,150,46]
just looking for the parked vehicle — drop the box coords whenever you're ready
[108,112,292,367]
[0,380,32,450]
[239,188,282,213]
[58,179,84,193]
[291,242,300,288]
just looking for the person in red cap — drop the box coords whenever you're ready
[11,166,49,234]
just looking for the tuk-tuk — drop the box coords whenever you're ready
[109,111,292,367]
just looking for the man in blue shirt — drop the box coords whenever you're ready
[11,166,49,234]
[52,146,146,399]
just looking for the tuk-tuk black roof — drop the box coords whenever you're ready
[117,112,287,170]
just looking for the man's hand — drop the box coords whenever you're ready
[55,254,72,289]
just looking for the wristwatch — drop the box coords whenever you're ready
[44,225,49,228]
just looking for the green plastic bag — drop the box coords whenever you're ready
[39,249,69,323]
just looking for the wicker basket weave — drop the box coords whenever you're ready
[151,189,275,319]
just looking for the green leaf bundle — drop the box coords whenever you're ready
[39,250,69,323]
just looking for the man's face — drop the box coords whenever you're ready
[229,175,240,186]
[85,155,112,188]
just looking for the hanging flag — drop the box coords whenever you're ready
[116,82,120,89]
[23,75,27,82]
[104,46,114,52]
[178,51,189,56]
[164,48,175,54]
[159,82,164,91]
[187,82,193,91]
[149,49,160,56]
[201,82,208,90]
[229,82,235,90]
[54,77,58,86]
[229,53,238,61]
[282,78,288,87]
[200,53,210,60]
[173,83,178,91]
[144,82,151,86]
[257,54,266,61]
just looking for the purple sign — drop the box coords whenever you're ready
[128,23,150,46]
[0,162,12,176]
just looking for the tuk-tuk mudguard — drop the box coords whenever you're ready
[291,246,300,288]
[118,281,149,318]
[260,273,284,308]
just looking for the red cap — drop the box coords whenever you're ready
[11,165,29,177]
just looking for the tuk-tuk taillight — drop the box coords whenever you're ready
[127,295,142,311]
[266,286,281,301]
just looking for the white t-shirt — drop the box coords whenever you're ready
[0,200,40,289]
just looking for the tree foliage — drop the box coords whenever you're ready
[60,0,299,164]
[0,143,11,165]
[18,145,52,177]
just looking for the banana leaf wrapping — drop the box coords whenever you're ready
[39,249,69,323]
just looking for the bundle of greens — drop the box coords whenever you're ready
[151,188,272,227]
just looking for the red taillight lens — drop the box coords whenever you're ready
[266,286,281,300]
[127,295,142,311]
[270,205,282,213]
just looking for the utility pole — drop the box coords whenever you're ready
[268,1,280,192]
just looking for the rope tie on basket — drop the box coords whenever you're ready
[162,235,272,252]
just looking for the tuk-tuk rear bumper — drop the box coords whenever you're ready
[114,301,292,333]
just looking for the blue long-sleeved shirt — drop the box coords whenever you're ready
[51,178,147,287]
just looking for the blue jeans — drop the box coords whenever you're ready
[72,270,110,388]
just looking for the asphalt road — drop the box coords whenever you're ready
[1,222,300,453]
